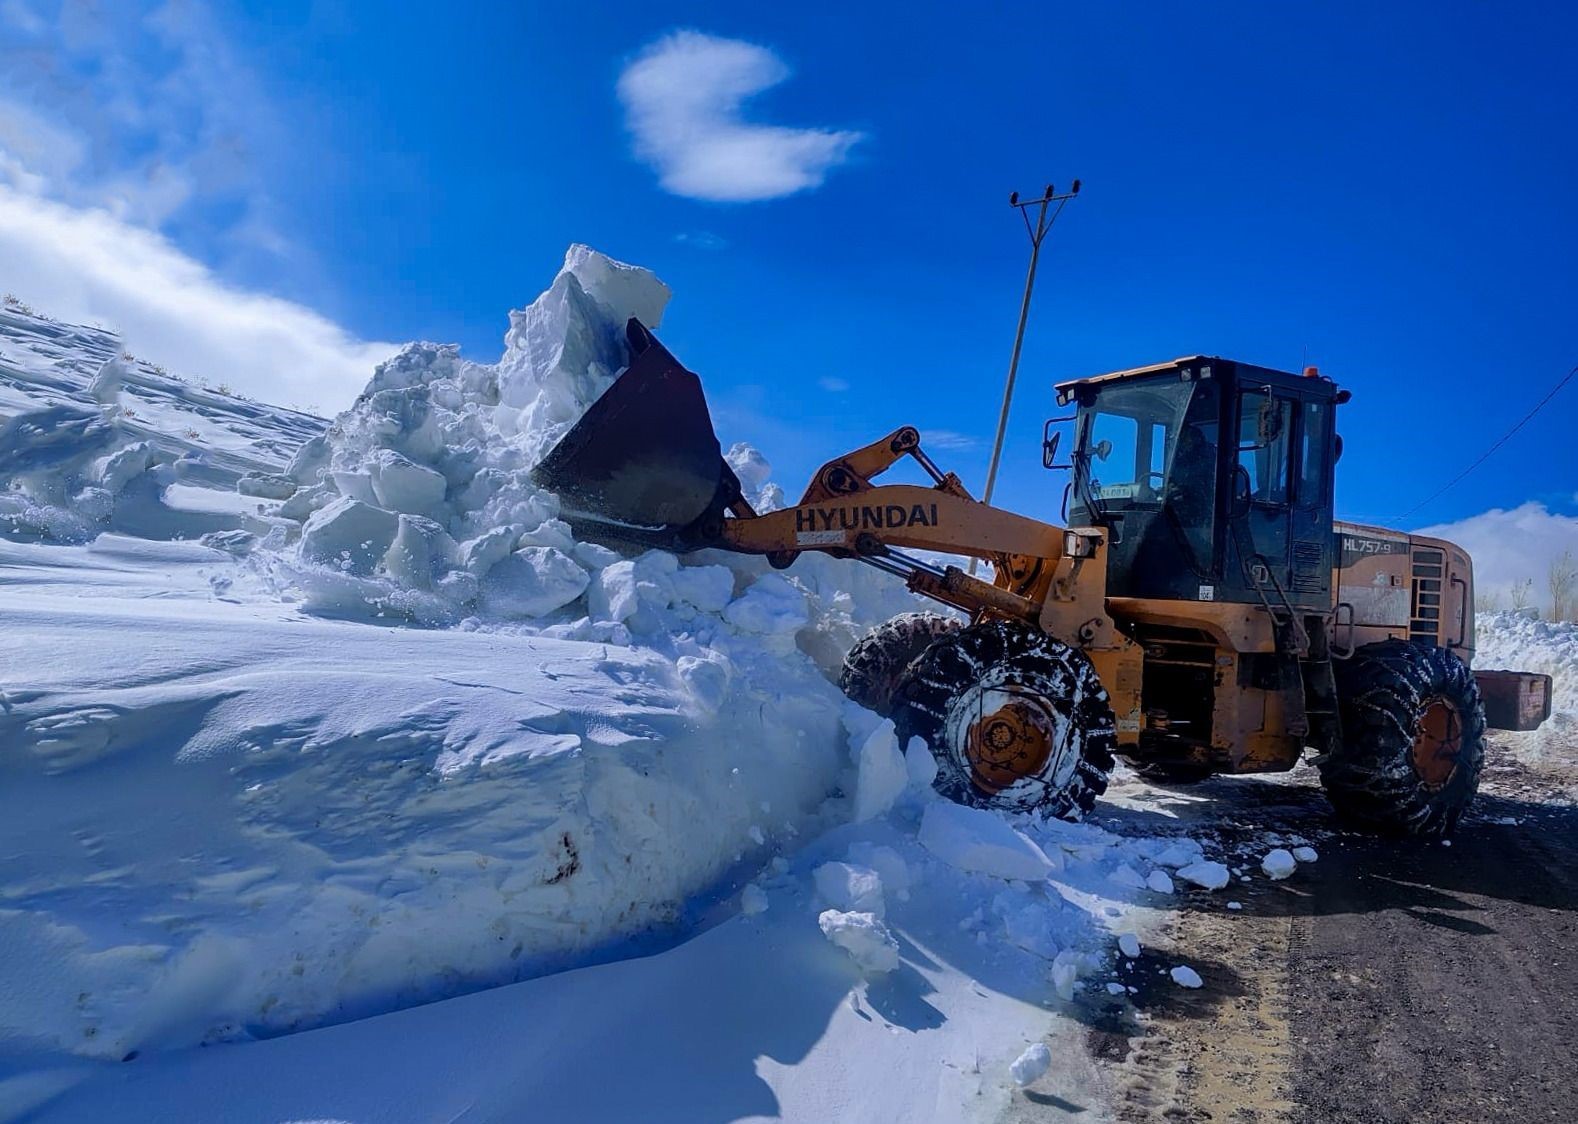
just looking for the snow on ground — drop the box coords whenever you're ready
[1475,610,1578,782]
[16,250,1562,1121]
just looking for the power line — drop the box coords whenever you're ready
[1395,360,1578,521]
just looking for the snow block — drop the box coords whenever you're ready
[237,472,298,500]
[480,547,589,618]
[368,449,447,515]
[1176,860,1230,890]
[1261,848,1297,880]
[723,574,808,635]
[1170,965,1204,988]
[813,862,885,917]
[299,496,399,575]
[588,560,639,622]
[817,910,899,974]
[1010,1042,1052,1087]
[853,720,907,822]
[918,801,1055,882]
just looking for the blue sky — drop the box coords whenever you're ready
[2,1,1575,549]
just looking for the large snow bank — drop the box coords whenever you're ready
[1476,611,1578,763]
[0,248,930,1062]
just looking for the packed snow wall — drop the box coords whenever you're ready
[0,248,926,1060]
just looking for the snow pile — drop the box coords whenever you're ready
[1170,965,1204,989]
[1476,611,1578,765]
[244,244,904,647]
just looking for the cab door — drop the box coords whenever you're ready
[1230,388,1295,598]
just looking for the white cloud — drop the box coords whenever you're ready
[818,375,849,393]
[924,429,979,451]
[617,30,863,202]
[1419,501,1578,614]
[0,183,397,413]
[0,0,291,258]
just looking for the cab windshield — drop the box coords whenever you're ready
[1073,377,1197,507]
[1070,375,1220,568]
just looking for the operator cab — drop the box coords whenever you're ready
[1053,357,1348,610]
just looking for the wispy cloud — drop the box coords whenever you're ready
[924,429,980,451]
[674,230,727,250]
[0,183,397,414]
[0,0,290,261]
[617,30,863,203]
[818,375,850,393]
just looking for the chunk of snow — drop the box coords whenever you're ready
[237,472,297,500]
[1176,860,1231,890]
[1151,840,1204,869]
[813,862,885,917]
[1146,869,1175,894]
[299,496,399,575]
[845,842,910,897]
[722,574,807,635]
[904,735,939,791]
[1110,864,1147,890]
[1009,1041,1052,1087]
[1261,848,1297,880]
[1117,932,1141,959]
[1170,965,1204,989]
[1106,981,1128,996]
[588,560,639,622]
[853,720,907,821]
[918,801,1055,882]
[1227,901,1243,911]
[668,564,734,613]
[1291,846,1319,864]
[740,884,769,915]
[818,910,899,974]
[479,547,589,618]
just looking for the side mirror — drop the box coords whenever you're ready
[1042,429,1061,469]
[1231,464,1254,515]
[1041,416,1074,469]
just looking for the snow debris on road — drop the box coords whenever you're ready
[1176,860,1231,890]
[1117,932,1142,959]
[813,862,887,916]
[1292,846,1319,864]
[1010,1041,1053,1086]
[740,884,769,915]
[1227,901,1244,911]
[1170,965,1205,989]
[1261,848,1298,880]
[1146,868,1176,894]
[818,910,900,974]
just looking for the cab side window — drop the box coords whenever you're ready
[1297,400,1329,507]
[1237,390,1293,505]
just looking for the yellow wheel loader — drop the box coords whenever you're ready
[535,321,1553,836]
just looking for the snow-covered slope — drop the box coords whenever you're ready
[1476,611,1578,771]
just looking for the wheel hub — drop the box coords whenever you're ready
[959,696,1058,794]
[1412,696,1462,790]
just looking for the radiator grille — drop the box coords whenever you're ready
[1411,548,1444,644]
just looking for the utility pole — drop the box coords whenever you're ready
[969,180,1080,576]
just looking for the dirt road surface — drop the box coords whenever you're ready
[1084,737,1578,1123]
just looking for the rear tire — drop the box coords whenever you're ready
[893,619,1116,818]
[839,612,963,717]
[1322,640,1485,836]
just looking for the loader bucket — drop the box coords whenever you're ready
[531,319,739,549]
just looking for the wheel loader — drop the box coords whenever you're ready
[534,320,1554,836]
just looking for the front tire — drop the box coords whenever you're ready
[839,611,963,717]
[1322,640,1486,836]
[893,619,1116,818]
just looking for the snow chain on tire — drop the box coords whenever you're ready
[893,618,1116,818]
[838,611,964,717]
[1323,640,1486,836]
